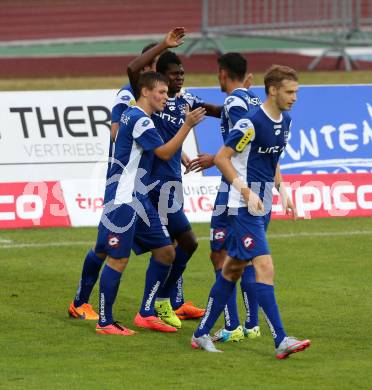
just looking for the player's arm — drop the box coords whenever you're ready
[202,103,222,118]
[154,107,206,161]
[127,27,186,91]
[225,95,250,127]
[214,118,263,212]
[275,163,297,219]
[110,123,119,142]
[214,146,263,213]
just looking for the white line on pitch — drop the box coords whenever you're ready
[0,241,92,249]
[200,230,372,240]
[0,230,371,249]
[0,238,13,243]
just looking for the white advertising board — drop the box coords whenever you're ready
[0,90,199,182]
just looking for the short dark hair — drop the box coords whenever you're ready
[217,53,247,81]
[156,50,182,74]
[264,65,298,94]
[136,71,168,97]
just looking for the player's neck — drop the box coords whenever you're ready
[137,100,154,116]
[262,101,282,121]
[226,81,244,94]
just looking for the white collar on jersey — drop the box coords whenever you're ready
[232,87,247,92]
[133,105,150,116]
[260,105,283,123]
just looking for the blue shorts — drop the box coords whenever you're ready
[227,207,271,261]
[95,196,172,259]
[210,189,231,252]
[148,177,191,239]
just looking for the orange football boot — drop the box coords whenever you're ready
[175,302,205,320]
[68,302,99,320]
[96,322,137,336]
[134,313,177,332]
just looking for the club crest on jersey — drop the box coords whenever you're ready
[108,235,120,248]
[242,235,254,249]
[236,127,255,152]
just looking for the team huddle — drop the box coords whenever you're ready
[68,27,311,359]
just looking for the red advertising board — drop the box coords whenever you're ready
[1,173,371,229]
[0,181,71,229]
[272,173,372,219]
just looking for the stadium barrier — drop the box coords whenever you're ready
[0,85,371,228]
[1,174,372,229]
[186,0,372,70]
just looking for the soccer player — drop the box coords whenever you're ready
[95,71,205,335]
[187,53,263,343]
[68,31,185,321]
[127,31,221,328]
[191,65,311,358]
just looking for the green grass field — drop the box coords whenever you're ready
[1,217,372,389]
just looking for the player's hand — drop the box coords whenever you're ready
[283,196,298,220]
[184,153,215,174]
[185,107,206,128]
[164,27,186,48]
[242,188,265,215]
[181,152,191,168]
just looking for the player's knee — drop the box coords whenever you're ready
[106,256,129,273]
[210,250,225,270]
[177,230,198,255]
[223,262,244,282]
[253,256,274,283]
[153,245,176,264]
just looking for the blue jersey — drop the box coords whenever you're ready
[221,88,262,142]
[217,88,262,202]
[111,83,136,124]
[225,106,291,208]
[105,106,163,204]
[151,91,204,180]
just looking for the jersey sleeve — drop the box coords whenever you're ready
[133,117,164,151]
[182,91,205,109]
[111,89,136,123]
[224,95,249,127]
[225,118,255,152]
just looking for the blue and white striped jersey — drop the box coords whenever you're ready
[225,106,291,208]
[151,90,204,180]
[105,106,163,205]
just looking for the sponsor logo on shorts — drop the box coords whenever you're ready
[108,234,120,248]
[242,235,254,249]
[213,228,226,242]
